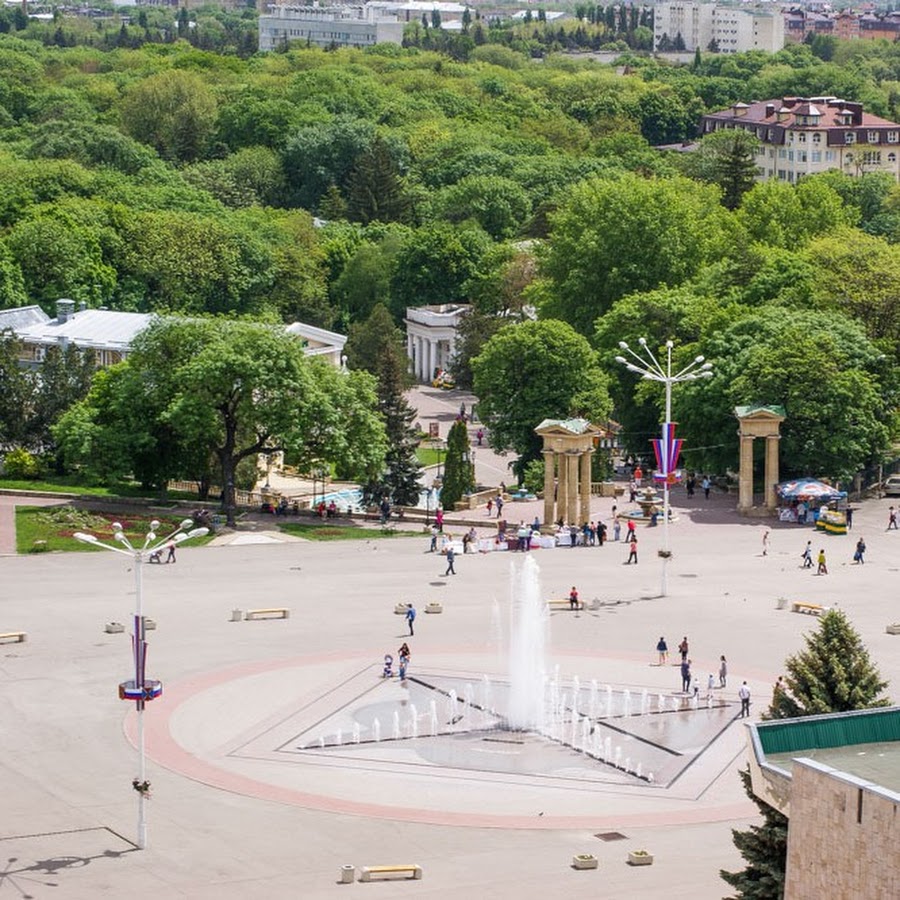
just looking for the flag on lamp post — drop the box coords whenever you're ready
[652,423,683,484]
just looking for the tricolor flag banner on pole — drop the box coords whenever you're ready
[652,423,683,484]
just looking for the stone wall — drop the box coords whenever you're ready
[785,758,899,899]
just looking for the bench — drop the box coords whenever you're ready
[359,864,422,882]
[244,608,290,620]
[791,602,824,615]
[0,631,27,643]
[547,598,584,611]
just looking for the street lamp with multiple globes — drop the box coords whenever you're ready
[73,517,209,850]
[615,338,713,597]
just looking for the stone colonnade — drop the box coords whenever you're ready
[535,419,605,530]
[735,406,786,515]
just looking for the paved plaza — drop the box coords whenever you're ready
[1,388,897,899]
[2,472,899,899]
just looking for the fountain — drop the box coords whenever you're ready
[335,728,343,746]
[447,689,458,725]
[373,717,381,742]
[623,689,632,718]
[352,723,360,744]
[409,704,419,738]
[589,680,599,718]
[392,710,401,740]
[430,700,439,736]
[641,688,649,715]
[506,556,547,730]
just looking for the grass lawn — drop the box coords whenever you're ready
[415,447,443,467]
[16,506,216,554]
[278,521,422,541]
[0,477,199,501]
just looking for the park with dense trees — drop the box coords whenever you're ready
[3,23,900,494]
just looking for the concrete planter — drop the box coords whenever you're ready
[572,854,598,870]
[886,624,900,635]
[104,622,125,634]
[394,603,409,615]
[628,851,653,866]
[425,602,443,614]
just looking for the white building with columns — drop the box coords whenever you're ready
[405,304,469,383]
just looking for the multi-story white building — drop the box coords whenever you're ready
[700,96,900,183]
[654,2,784,53]
[258,3,404,51]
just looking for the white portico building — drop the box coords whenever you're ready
[405,304,469,383]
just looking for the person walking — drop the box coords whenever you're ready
[486,498,493,517]
[762,529,770,556]
[719,655,728,688]
[889,506,898,530]
[678,636,689,663]
[738,681,751,718]
[435,507,444,532]
[405,604,416,636]
[853,536,866,564]
[680,658,692,693]
[496,495,504,519]
[625,535,638,564]
[801,541,813,568]
[569,586,579,610]
[702,475,711,500]
[656,637,668,666]
[817,548,828,575]
[429,524,438,553]
[626,519,636,541]
[613,514,621,542]
[165,539,177,564]
[444,545,457,576]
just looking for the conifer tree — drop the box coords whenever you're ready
[722,609,890,898]
[345,138,409,225]
[720,768,788,900]
[439,418,474,509]
[765,608,890,719]
[347,305,421,508]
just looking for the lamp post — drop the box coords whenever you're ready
[616,338,712,597]
[73,518,209,850]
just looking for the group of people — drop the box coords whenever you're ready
[656,635,740,707]
[383,642,411,680]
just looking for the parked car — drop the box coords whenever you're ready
[883,474,900,496]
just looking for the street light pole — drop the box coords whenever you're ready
[74,517,208,849]
[615,338,712,598]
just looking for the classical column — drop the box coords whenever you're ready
[738,433,754,510]
[557,451,569,524]
[407,332,414,376]
[416,334,425,381]
[567,451,579,525]
[542,450,555,530]
[579,448,593,526]
[765,435,780,510]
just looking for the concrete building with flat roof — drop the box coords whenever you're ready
[746,706,900,899]
[258,3,404,51]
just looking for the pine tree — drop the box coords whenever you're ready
[722,609,890,898]
[720,768,788,900]
[345,138,409,226]
[765,609,890,719]
[348,305,421,508]
[439,419,474,509]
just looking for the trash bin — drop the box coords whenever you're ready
[340,865,355,884]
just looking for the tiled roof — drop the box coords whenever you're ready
[705,96,900,130]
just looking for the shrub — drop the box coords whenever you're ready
[3,447,42,479]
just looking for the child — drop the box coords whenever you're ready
[382,654,394,678]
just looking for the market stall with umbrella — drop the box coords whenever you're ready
[776,479,848,533]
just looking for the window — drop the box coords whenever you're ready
[846,153,854,163]
[863,151,882,165]
[778,148,787,159]
[845,132,856,144]
[889,153,897,163]
[788,150,794,161]
[799,133,807,143]
[811,151,822,163]
[826,151,836,162]
[798,151,807,163]
[889,131,899,143]
[812,132,821,144]
[867,131,879,144]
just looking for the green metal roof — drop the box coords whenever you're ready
[734,404,787,419]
